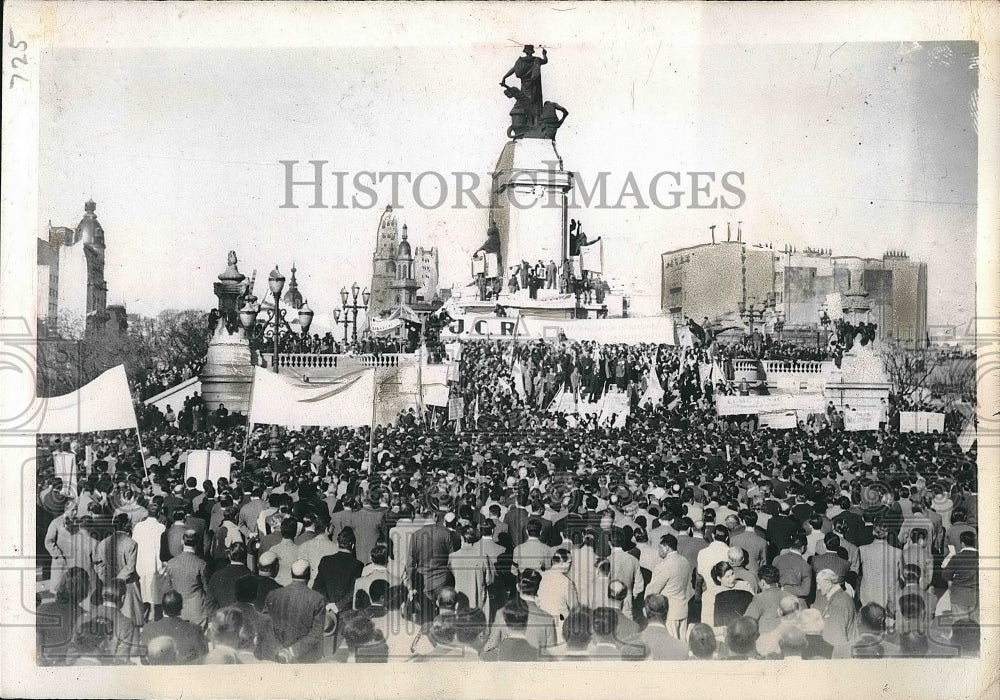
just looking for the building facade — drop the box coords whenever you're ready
[414,245,439,303]
[368,205,400,319]
[661,238,928,344]
[37,200,112,339]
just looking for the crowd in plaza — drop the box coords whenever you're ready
[34,336,980,665]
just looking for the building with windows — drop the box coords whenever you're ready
[661,234,927,344]
[37,200,116,339]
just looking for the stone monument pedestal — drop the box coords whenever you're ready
[200,253,253,413]
[200,326,252,413]
[489,137,575,319]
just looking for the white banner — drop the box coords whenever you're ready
[758,411,798,430]
[844,409,881,431]
[599,391,630,427]
[448,397,465,421]
[899,411,945,433]
[717,393,826,416]
[471,251,486,276]
[957,423,976,452]
[581,238,604,273]
[185,450,233,484]
[370,316,402,335]
[248,367,375,427]
[36,365,139,435]
[445,342,463,362]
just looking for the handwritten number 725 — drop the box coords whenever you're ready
[8,28,28,88]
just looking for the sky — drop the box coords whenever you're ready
[38,40,977,329]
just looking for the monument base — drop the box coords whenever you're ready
[491,138,573,275]
[200,327,252,413]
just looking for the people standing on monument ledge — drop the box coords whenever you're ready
[35,334,977,664]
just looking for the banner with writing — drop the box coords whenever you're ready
[717,393,826,416]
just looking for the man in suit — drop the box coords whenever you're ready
[407,510,455,616]
[743,565,787,634]
[942,530,979,621]
[163,529,209,626]
[207,541,252,610]
[858,526,901,610]
[646,534,693,641]
[765,501,799,562]
[159,508,188,563]
[809,532,851,584]
[268,517,302,586]
[264,559,326,663]
[512,519,552,573]
[484,569,557,653]
[729,511,767,576]
[92,513,143,623]
[221,575,279,661]
[773,532,812,601]
[638,594,689,659]
[812,568,856,646]
[607,528,644,619]
[503,492,531,548]
[482,599,539,662]
[254,551,282,610]
[313,527,364,612]
[140,590,208,664]
[74,579,141,664]
[351,493,387,565]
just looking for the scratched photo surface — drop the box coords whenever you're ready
[1,3,998,699]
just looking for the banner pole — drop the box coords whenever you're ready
[242,367,258,472]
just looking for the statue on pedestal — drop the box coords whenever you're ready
[501,45,567,140]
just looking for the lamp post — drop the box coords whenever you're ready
[268,266,286,373]
[340,282,369,345]
[297,300,314,351]
[333,307,349,346]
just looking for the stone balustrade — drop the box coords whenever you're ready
[264,353,408,370]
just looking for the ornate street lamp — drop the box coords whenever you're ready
[333,307,349,345]
[268,266,286,373]
[340,282,366,344]
[297,299,314,347]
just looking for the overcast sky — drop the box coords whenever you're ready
[38,40,977,328]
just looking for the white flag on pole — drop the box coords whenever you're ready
[36,365,138,435]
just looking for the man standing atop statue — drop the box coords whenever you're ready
[501,45,548,126]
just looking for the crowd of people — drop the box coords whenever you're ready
[34,336,979,665]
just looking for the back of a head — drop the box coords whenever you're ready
[591,607,618,639]
[454,608,487,646]
[688,623,717,659]
[726,617,759,654]
[436,586,458,612]
[338,526,356,550]
[643,594,668,623]
[562,610,593,650]
[713,524,730,545]
[210,608,245,648]
[228,540,248,564]
[341,611,375,650]
[526,519,543,538]
[145,635,179,665]
[898,593,925,621]
[607,579,628,604]
[759,565,780,587]
[858,603,888,634]
[778,626,808,657]
[502,599,530,631]
[280,517,298,540]
[234,575,258,605]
